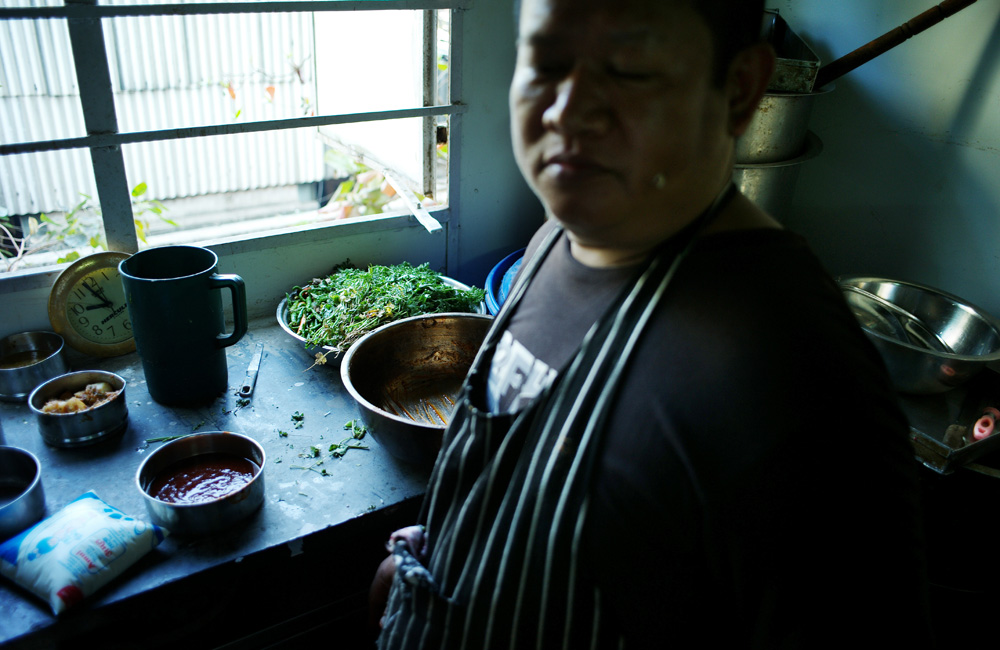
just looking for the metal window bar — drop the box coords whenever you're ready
[0,0,469,252]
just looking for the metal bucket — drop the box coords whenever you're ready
[736,85,833,164]
[733,131,822,220]
[762,10,821,93]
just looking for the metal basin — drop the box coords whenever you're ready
[340,313,492,467]
[840,276,1000,394]
[733,131,823,220]
[736,86,833,164]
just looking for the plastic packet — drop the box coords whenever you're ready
[0,491,168,615]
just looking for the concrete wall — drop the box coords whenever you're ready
[767,0,1000,315]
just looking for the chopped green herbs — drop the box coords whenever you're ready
[331,419,369,457]
[292,411,305,428]
[144,434,188,443]
[289,419,370,475]
[284,261,485,356]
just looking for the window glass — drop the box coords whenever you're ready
[0,16,87,142]
[0,150,97,273]
[1,4,453,273]
[108,12,318,130]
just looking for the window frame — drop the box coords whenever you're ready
[0,0,541,334]
[0,0,469,268]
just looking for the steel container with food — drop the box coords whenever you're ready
[341,313,492,467]
[136,431,265,536]
[0,331,69,402]
[840,276,1000,394]
[0,446,46,540]
[28,370,128,447]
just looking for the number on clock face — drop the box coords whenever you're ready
[66,267,132,344]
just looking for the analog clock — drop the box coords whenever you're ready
[48,251,136,357]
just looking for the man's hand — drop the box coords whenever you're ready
[369,526,429,631]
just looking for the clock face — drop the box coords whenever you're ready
[66,266,132,345]
[49,252,136,357]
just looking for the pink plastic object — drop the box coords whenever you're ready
[973,407,1000,441]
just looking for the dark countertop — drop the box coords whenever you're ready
[0,318,430,648]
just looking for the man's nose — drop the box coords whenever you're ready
[541,66,610,136]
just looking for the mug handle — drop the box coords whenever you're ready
[210,273,248,348]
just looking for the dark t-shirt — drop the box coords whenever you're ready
[488,220,933,648]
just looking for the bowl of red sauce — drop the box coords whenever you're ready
[136,431,265,536]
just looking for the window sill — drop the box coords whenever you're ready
[0,207,451,298]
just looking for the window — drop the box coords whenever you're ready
[0,0,466,274]
[0,0,536,335]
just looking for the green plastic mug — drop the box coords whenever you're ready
[120,246,247,406]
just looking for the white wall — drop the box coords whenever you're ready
[768,0,1000,315]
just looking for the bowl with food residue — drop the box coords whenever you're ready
[28,370,127,447]
[0,446,46,541]
[136,431,265,536]
[278,261,486,367]
[341,312,492,468]
[0,331,69,402]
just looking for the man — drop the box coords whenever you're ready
[373,0,933,647]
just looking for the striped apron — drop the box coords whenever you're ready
[379,185,736,650]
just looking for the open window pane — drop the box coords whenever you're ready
[0,149,98,273]
[107,12,318,130]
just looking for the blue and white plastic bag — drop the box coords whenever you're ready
[0,491,168,615]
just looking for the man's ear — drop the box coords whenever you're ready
[725,43,776,138]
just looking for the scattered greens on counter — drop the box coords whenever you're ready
[284,261,485,360]
[286,419,370,475]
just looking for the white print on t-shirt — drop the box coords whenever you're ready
[487,330,559,413]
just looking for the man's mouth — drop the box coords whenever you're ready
[542,152,611,178]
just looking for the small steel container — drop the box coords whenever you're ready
[28,370,128,447]
[136,431,265,536]
[0,331,70,402]
[0,446,46,540]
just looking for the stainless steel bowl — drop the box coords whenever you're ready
[0,331,69,402]
[840,276,1000,394]
[0,446,46,540]
[341,313,492,467]
[28,370,128,447]
[136,431,265,536]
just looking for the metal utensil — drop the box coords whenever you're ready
[839,275,1000,394]
[842,284,954,353]
[814,0,979,89]
[238,343,264,398]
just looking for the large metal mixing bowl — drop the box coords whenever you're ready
[340,313,492,467]
[840,276,1000,394]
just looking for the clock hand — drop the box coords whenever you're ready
[82,283,114,308]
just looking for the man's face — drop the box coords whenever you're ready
[510,0,736,253]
